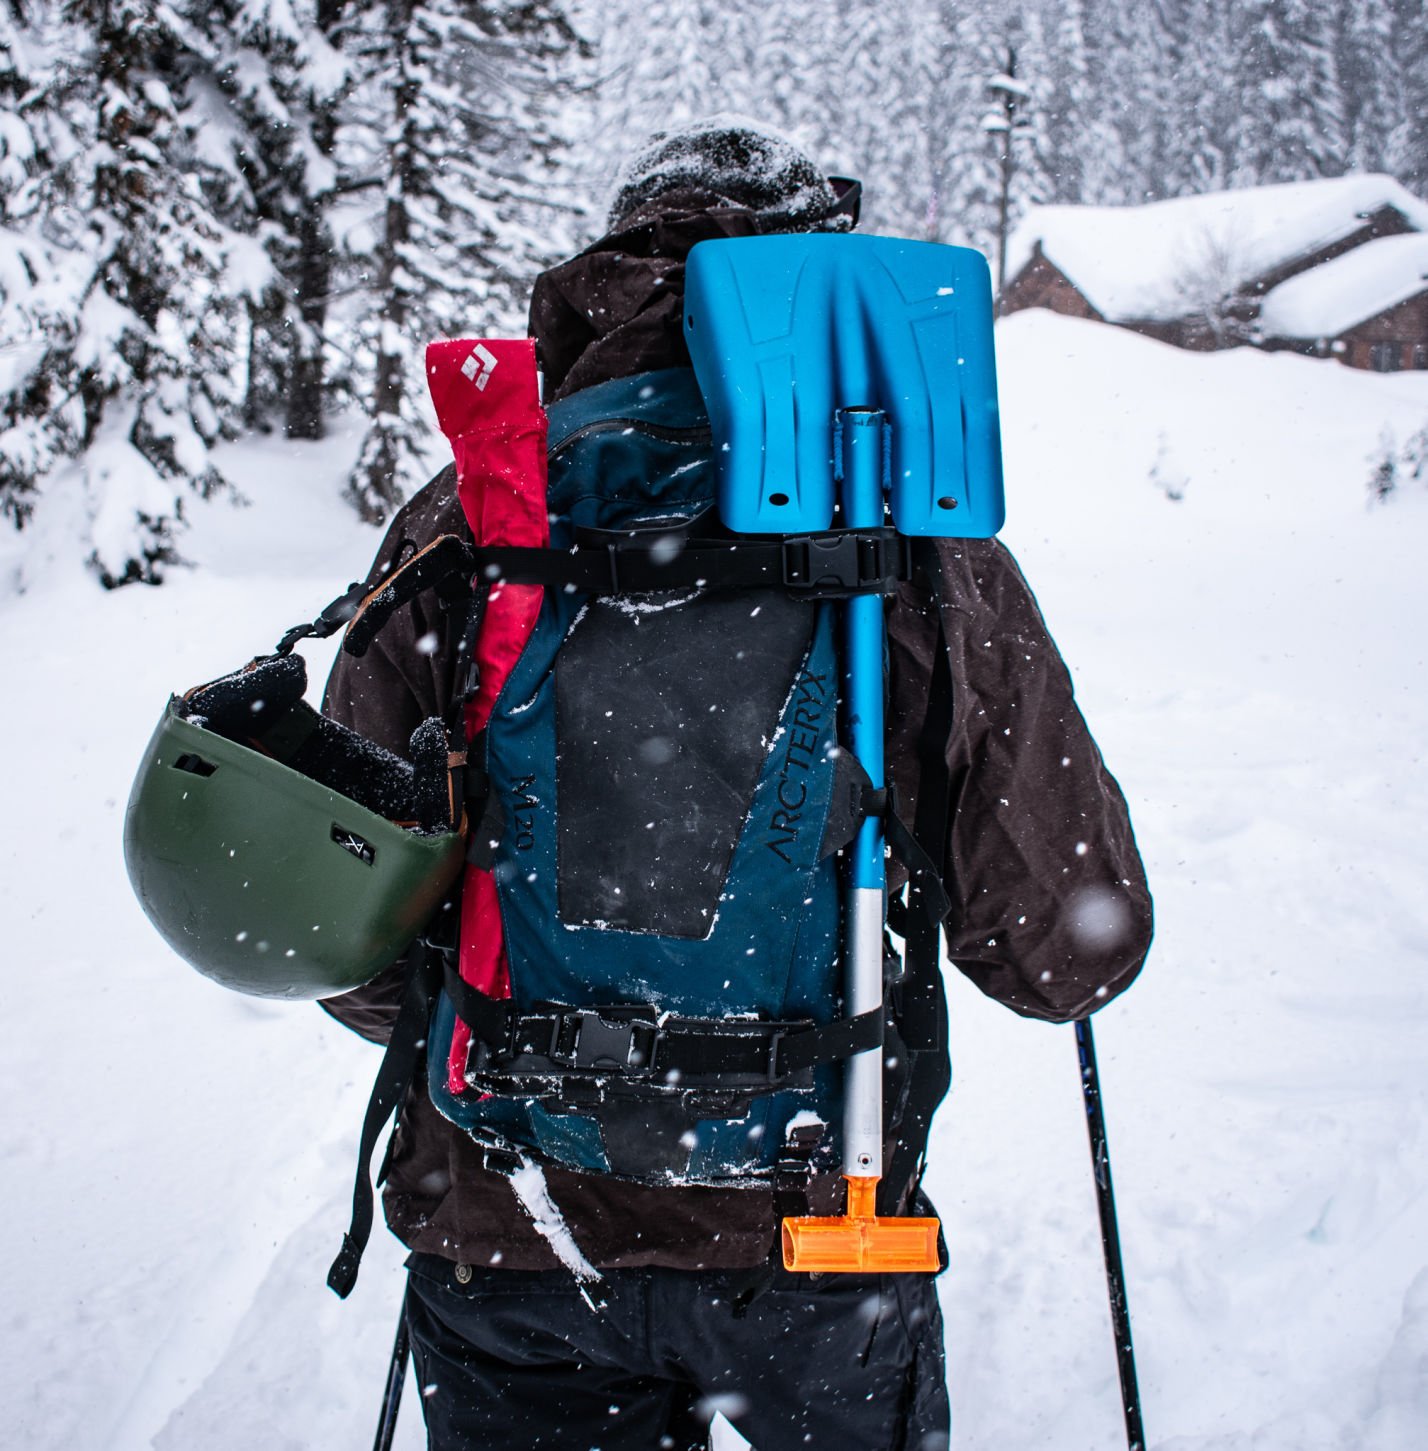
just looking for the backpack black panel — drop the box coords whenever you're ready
[556,588,815,937]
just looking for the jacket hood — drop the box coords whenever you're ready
[528,188,773,402]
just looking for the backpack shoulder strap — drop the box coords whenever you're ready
[884,538,954,1211]
[328,938,444,1299]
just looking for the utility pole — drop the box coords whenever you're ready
[984,47,1035,309]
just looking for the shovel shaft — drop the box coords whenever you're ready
[845,886,884,1174]
[841,410,887,1178]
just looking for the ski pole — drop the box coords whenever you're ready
[371,1293,410,1451]
[1075,1016,1145,1451]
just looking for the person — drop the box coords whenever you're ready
[319,119,1153,1451]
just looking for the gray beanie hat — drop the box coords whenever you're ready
[606,116,854,233]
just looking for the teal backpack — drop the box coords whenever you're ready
[326,364,955,1297]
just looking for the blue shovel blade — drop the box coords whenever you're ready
[684,234,1005,538]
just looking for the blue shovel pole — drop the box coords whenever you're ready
[780,407,940,1272]
[840,409,891,1186]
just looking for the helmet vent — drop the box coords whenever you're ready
[332,824,376,865]
[173,753,218,778]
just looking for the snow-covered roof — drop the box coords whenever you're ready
[1005,175,1428,324]
[1257,233,1428,339]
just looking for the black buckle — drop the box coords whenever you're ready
[317,579,368,630]
[781,529,909,597]
[480,1143,524,1177]
[274,579,368,655]
[551,1010,658,1072]
[464,1126,525,1177]
[776,1117,826,1177]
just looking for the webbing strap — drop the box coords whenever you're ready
[819,747,952,924]
[463,790,505,870]
[731,1119,825,1317]
[468,527,910,599]
[772,1010,882,1077]
[328,940,442,1299]
[885,804,952,922]
[272,536,475,661]
[343,535,475,658]
[274,579,370,656]
[652,1009,882,1080]
[442,960,517,1050]
[885,540,955,1208]
[443,960,881,1087]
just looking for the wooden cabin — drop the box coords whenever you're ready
[1256,234,1428,370]
[1001,176,1428,368]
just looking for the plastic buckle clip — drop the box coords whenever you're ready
[783,532,862,592]
[317,579,368,630]
[555,1010,657,1072]
[781,530,909,597]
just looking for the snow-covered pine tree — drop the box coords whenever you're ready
[667,0,783,135]
[1229,0,1346,185]
[1336,0,1411,177]
[882,0,964,243]
[785,0,886,229]
[1166,0,1239,194]
[1001,10,1052,223]
[1038,0,1125,205]
[344,0,582,523]
[1097,0,1179,201]
[1387,0,1427,192]
[572,0,730,207]
[1404,420,1428,486]
[181,0,352,441]
[0,1,67,532]
[1,0,270,585]
[853,0,995,244]
[919,3,1033,262]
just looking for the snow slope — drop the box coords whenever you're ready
[2,317,1426,1450]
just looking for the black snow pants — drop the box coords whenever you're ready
[405,1252,950,1451]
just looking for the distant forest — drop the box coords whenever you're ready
[2,0,1423,583]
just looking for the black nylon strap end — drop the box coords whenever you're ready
[330,941,441,1300]
[327,1234,361,1299]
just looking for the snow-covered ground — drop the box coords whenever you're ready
[2,313,1425,1449]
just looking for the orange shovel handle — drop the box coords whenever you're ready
[781,1175,942,1274]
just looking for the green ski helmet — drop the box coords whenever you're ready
[125,627,467,1001]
